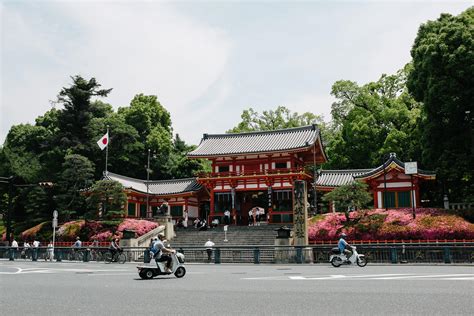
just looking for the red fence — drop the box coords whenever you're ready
[309,239,474,245]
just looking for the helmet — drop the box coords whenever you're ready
[76,237,80,240]
[340,233,347,239]
[158,233,165,238]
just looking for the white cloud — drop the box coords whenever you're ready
[1,1,231,144]
[285,93,336,123]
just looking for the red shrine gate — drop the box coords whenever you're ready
[188,125,327,224]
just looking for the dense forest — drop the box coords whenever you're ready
[1,8,472,235]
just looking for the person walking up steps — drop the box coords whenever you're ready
[204,239,215,262]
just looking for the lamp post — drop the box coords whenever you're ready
[382,155,388,211]
[146,149,151,218]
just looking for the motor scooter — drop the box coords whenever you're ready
[329,246,367,267]
[137,252,186,279]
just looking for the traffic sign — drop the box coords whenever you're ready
[52,218,58,228]
[53,210,58,219]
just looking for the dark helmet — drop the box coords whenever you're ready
[340,233,347,239]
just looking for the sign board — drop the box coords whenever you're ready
[52,218,58,228]
[53,210,58,219]
[405,162,418,175]
[293,180,308,246]
[223,225,228,232]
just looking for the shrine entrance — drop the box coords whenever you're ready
[235,191,267,226]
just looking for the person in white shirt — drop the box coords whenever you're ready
[47,241,54,261]
[23,241,31,259]
[224,209,231,225]
[204,239,215,262]
[183,209,189,229]
[32,239,40,261]
[10,238,19,261]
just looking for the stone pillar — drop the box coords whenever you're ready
[443,194,450,210]
[293,180,308,246]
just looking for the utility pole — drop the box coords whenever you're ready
[4,176,14,245]
[146,149,151,218]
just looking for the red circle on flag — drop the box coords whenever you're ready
[102,138,108,145]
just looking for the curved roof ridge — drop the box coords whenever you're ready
[204,124,316,139]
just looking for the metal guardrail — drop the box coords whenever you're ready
[1,243,473,264]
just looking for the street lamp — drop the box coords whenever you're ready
[146,149,156,218]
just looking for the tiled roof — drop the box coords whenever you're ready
[316,169,372,187]
[355,153,436,179]
[105,172,202,195]
[188,125,325,157]
[317,153,435,187]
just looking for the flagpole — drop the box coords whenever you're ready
[105,125,109,174]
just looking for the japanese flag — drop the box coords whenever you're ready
[97,132,109,150]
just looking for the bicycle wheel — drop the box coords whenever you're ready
[117,252,126,264]
[76,252,84,261]
[104,252,113,264]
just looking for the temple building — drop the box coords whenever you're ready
[105,172,206,222]
[187,125,327,224]
[108,125,435,224]
[316,153,436,211]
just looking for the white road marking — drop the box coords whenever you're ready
[243,273,474,281]
[372,274,474,280]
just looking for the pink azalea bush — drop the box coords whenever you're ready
[308,208,474,242]
[20,222,47,240]
[90,230,114,241]
[56,220,85,240]
[117,219,159,236]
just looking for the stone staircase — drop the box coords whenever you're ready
[170,224,285,248]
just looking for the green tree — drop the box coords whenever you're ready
[228,106,325,133]
[55,154,95,220]
[56,76,112,155]
[118,94,173,179]
[322,181,372,221]
[326,67,422,169]
[164,134,211,179]
[407,7,474,202]
[89,113,143,179]
[86,180,127,219]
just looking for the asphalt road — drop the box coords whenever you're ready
[1,260,473,315]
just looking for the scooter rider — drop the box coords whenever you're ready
[338,233,352,261]
[154,233,176,273]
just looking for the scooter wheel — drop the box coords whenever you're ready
[174,266,186,278]
[139,270,147,279]
[357,257,367,267]
[144,269,154,279]
[331,257,342,267]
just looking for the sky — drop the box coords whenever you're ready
[0,0,471,146]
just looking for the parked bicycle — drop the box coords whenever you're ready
[88,248,105,262]
[68,249,84,261]
[104,249,126,264]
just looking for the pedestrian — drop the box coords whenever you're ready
[252,207,257,226]
[10,238,19,261]
[224,209,231,225]
[248,209,253,226]
[204,238,215,262]
[183,209,189,229]
[22,241,31,259]
[32,239,40,261]
[47,241,54,261]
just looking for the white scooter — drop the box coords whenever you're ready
[137,252,186,279]
[329,246,367,267]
